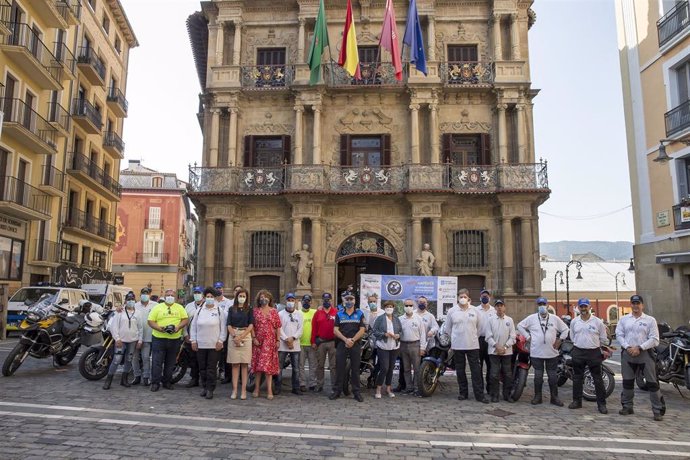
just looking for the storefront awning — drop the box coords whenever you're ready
[656,252,690,264]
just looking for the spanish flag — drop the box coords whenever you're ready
[338,0,361,79]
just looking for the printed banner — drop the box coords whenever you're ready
[359,274,457,320]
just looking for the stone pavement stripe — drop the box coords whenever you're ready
[2,409,689,458]
[1,399,689,449]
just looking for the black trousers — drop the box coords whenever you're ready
[454,349,484,400]
[572,347,606,405]
[489,354,513,399]
[375,348,399,386]
[151,337,181,385]
[479,336,491,392]
[531,356,559,397]
[196,348,220,391]
[184,341,199,381]
[336,341,361,394]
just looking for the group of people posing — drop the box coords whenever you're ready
[101,284,665,421]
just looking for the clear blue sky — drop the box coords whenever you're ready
[119,0,634,243]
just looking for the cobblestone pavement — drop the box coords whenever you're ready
[1,338,689,459]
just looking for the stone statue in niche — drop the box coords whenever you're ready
[292,244,313,288]
[416,243,435,276]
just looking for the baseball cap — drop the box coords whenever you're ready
[140,287,151,294]
[577,298,591,307]
[302,294,312,301]
[125,292,135,301]
[630,294,643,303]
[213,281,224,289]
[480,289,490,296]
[341,290,355,299]
[536,296,548,305]
[494,299,505,305]
[286,292,296,300]
[322,292,332,300]
[193,286,203,294]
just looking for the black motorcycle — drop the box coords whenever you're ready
[556,339,616,401]
[78,309,115,381]
[636,323,690,394]
[2,297,88,376]
[418,331,454,397]
[343,331,376,395]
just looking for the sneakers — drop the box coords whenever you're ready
[375,393,382,399]
[619,407,634,416]
[568,401,582,409]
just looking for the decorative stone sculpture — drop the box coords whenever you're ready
[292,244,313,288]
[417,243,435,276]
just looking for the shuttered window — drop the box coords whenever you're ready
[243,135,291,167]
[442,134,491,165]
[339,134,391,166]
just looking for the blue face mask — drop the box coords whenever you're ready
[140,294,149,303]
[369,302,377,311]
[345,301,355,308]
[205,297,215,306]
[480,297,490,305]
[537,305,548,315]
[418,302,427,310]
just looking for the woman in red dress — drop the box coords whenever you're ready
[251,289,281,399]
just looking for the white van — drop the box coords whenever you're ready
[81,284,132,311]
[7,286,91,331]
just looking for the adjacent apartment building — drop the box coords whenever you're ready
[187,0,549,317]
[617,0,690,326]
[0,0,137,296]
[113,160,197,297]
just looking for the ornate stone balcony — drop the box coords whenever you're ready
[188,162,549,195]
[440,61,494,86]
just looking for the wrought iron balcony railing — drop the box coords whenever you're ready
[658,0,690,47]
[665,99,690,136]
[440,61,494,85]
[103,131,125,155]
[41,163,64,191]
[2,98,58,151]
[1,22,62,83]
[0,1,10,24]
[241,64,294,88]
[62,207,116,241]
[47,100,71,133]
[53,41,76,75]
[0,176,51,216]
[77,46,106,81]
[71,98,103,130]
[324,62,405,86]
[57,0,81,23]
[106,86,128,114]
[188,162,549,195]
[68,152,122,197]
[33,239,59,263]
[136,253,170,264]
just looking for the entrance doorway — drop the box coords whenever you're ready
[249,275,280,306]
[337,256,396,302]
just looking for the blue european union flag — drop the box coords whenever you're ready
[402,0,427,75]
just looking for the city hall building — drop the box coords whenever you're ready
[187,0,549,317]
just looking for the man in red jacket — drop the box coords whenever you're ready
[312,292,337,393]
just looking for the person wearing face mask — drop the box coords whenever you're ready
[190,287,227,400]
[371,300,401,398]
[278,293,304,395]
[251,290,281,399]
[475,289,496,395]
[362,294,381,328]
[398,299,427,397]
[182,286,205,388]
[312,292,337,393]
[616,295,663,421]
[147,289,189,392]
[103,292,142,390]
[212,281,233,384]
[298,294,317,392]
[415,296,439,339]
[132,287,154,386]
[362,293,382,389]
[517,297,569,406]
[330,291,366,402]
[485,299,516,403]
[444,288,489,403]
[227,288,254,400]
[568,298,609,414]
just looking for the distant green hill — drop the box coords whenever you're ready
[540,241,633,262]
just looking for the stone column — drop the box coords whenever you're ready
[205,218,216,285]
[492,13,502,60]
[228,108,238,166]
[510,13,521,60]
[429,103,440,164]
[209,108,220,167]
[215,22,225,65]
[223,218,235,285]
[410,104,420,164]
[233,20,242,65]
[427,18,436,61]
[312,106,322,164]
[292,217,302,256]
[431,218,443,275]
[516,103,526,163]
[294,105,304,164]
[411,218,422,272]
[502,217,514,294]
[312,218,323,293]
[298,18,306,63]
[497,103,508,163]
[521,217,534,292]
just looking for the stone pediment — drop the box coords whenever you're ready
[336,108,393,133]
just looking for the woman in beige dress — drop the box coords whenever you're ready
[227,288,254,400]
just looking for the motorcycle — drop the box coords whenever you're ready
[418,331,454,397]
[510,334,530,401]
[636,322,690,394]
[2,297,89,376]
[343,331,376,395]
[557,339,616,401]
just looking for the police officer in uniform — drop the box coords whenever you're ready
[329,291,366,402]
[568,298,609,414]
[616,294,663,421]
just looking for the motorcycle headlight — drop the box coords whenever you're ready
[26,311,42,323]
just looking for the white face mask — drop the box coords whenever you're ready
[205,297,215,306]
[140,294,149,303]
[286,301,295,310]
[165,296,175,305]
[193,293,203,302]
[458,298,468,306]
[404,306,414,315]
[385,307,394,315]
[237,296,246,304]
[126,300,135,309]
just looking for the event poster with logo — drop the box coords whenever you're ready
[359,275,457,320]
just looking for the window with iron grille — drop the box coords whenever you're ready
[248,231,284,270]
[451,230,488,269]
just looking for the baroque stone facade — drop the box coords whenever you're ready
[187,0,548,319]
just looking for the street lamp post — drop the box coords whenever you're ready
[554,270,564,314]
[565,260,583,317]
[615,272,626,320]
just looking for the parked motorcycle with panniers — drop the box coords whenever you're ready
[418,330,454,397]
[636,322,690,394]
[2,296,91,376]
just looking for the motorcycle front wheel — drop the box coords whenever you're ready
[55,344,80,366]
[583,368,615,401]
[78,346,110,380]
[418,360,439,397]
[2,343,30,376]
[510,366,529,401]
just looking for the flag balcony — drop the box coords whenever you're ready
[324,62,407,87]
